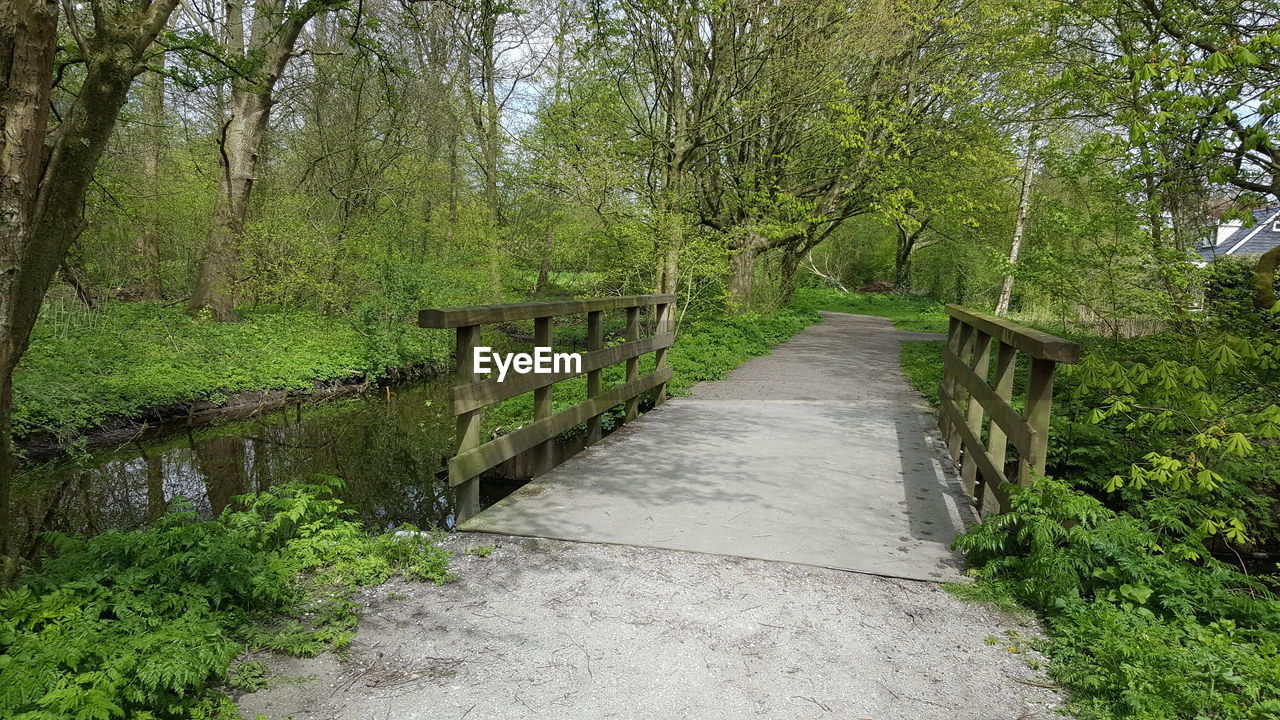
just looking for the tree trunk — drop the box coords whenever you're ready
[658,229,680,295]
[137,63,165,299]
[894,220,927,290]
[190,0,336,321]
[190,87,271,321]
[446,128,458,247]
[475,0,504,300]
[1255,245,1280,310]
[996,128,1038,315]
[729,245,758,310]
[779,251,802,304]
[533,223,553,293]
[894,245,912,289]
[0,0,180,567]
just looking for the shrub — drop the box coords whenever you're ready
[956,478,1280,720]
[0,478,452,719]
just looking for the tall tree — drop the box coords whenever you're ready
[1059,0,1280,309]
[0,0,180,564]
[189,0,344,321]
[137,59,166,299]
[997,128,1039,315]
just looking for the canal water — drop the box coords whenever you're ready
[9,374,527,558]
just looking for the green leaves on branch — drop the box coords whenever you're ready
[1067,334,1278,542]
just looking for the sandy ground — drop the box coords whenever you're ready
[236,534,1064,720]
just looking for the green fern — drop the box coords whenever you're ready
[0,477,454,719]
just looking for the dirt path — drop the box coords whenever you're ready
[238,535,1062,719]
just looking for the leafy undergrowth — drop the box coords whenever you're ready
[930,313,1280,719]
[16,301,453,445]
[791,287,949,333]
[485,307,819,433]
[0,478,454,719]
[956,478,1280,720]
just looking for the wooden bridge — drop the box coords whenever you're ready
[419,296,1079,582]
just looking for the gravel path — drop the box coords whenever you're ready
[237,535,1063,719]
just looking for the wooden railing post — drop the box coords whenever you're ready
[654,301,672,405]
[1019,357,1057,486]
[454,324,482,521]
[935,305,1080,516]
[420,294,677,522]
[586,310,604,444]
[939,316,960,440]
[944,322,974,462]
[624,306,640,422]
[959,331,992,496]
[981,341,1017,513]
[534,315,553,474]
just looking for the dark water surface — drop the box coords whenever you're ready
[9,375,514,557]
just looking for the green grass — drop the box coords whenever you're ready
[790,287,949,333]
[898,340,945,405]
[14,301,454,443]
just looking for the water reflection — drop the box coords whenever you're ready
[12,375,465,557]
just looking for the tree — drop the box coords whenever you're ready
[1059,0,1280,310]
[0,0,180,565]
[189,0,345,321]
[996,128,1039,315]
[137,59,166,299]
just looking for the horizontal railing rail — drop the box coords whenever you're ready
[421,294,677,521]
[938,305,1080,514]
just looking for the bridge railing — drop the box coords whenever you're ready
[420,294,677,521]
[938,305,1080,515]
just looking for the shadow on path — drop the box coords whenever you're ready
[462,312,975,582]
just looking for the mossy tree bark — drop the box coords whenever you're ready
[0,0,179,569]
[1255,245,1280,311]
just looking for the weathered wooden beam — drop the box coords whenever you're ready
[979,341,1018,515]
[654,302,672,405]
[943,323,975,462]
[960,331,993,496]
[450,333,676,414]
[586,310,604,445]
[940,388,1009,512]
[944,305,1080,364]
[454,324,482,521]
[533,316,553,475]
[938,316,961,440]
[623,306,640,422]
[420,294,677,328]
[448,366,673,486]
[940,347,1036,456]
[1019,357,1057,486]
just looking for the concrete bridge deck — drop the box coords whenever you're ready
[461,312,974,582]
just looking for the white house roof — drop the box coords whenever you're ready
[1199,207,1280,262]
